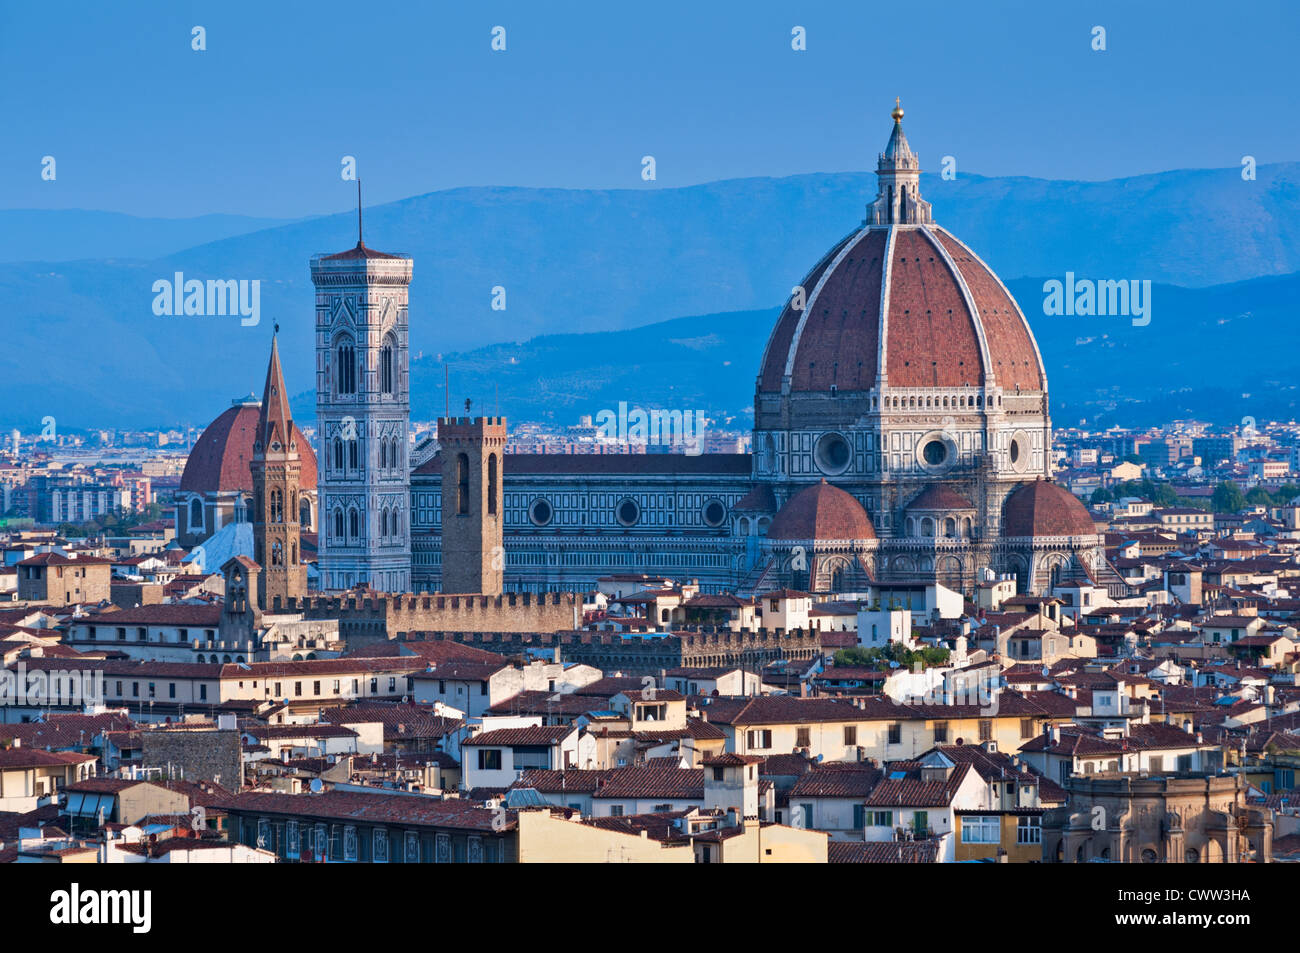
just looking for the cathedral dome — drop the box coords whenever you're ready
[767,480,876,541]
[756,107,1046,401]
[1002,480,1097,538]
[906,484,975,512]
[181,399,318,494]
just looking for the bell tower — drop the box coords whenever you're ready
[251,332,307,609]
[311,190,413,594]
[437,415,506,595]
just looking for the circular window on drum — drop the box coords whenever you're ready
[616,498,641,527]
[1008,430,1030,473]
[916,432,953,471]
[702,499,727,528]
[528,498,553,526]
[814,432,852,475]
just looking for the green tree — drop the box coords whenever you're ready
[1151,483,1178,506]
[1245,486,1275,507]
[1212,482,1246,513]
[1090,487,1113,505]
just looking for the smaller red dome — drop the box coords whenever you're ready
[768,480,876,541]
[181,401,318,494]
[1003,480,1096,537]
[906,485,974,511]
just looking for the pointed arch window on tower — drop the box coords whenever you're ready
[189,497,203,530]
[381,508,389,538]
[348,508,360,540]
[270,489,284,523]
[457,453,470,515]
[348,437,359,470]
[333,509,344,541]
[272,541,284,566]
[487,453,498,515]
[336,339,356,395]
[378,439,387,471]
[380,340,394,396]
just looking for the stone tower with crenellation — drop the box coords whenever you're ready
[437,416,506,595]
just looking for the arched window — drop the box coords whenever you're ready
[291,543,297,564]
[381,508,389,538]
[392,508,401,536]
[391,437,400,472]
[944,517,956,537]
[271,541,283,565]
[336,338,356,395]
[270,489,283,523]
[189,497,203,529]
[333,509,344,540]
[333,437,343,472]
[487,453,498,515]
[380,340,394,395]
[457,453,470,515]
[921,517,934,536]
[300,498,312,529]
[378,439,387,470]
[348,508,360,540]
[348,438,359,470]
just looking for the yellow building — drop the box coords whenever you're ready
[515,808,827,863]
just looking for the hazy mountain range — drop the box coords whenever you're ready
[2,161,1298,430]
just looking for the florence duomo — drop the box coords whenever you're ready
[9,3,1294,884]
[177,105,1110,603]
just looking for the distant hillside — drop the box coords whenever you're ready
[4,162,1300,428]
[278,271,1300,431]
[0,210,295,263]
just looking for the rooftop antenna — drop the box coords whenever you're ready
[357,179,364,247]
[445,364,449,419]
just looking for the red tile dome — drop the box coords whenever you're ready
[768,480,876,541]
[180,401,317,494]
[1002,480,1097,538]
[906,485,975,511]
[757,107,1045,399]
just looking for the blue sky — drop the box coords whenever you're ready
[2,0,1296,218]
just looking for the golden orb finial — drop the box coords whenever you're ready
[891,97,904,122]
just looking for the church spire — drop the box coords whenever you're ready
[356,178,364,249]
[868,99,932,226]
[256,331,294,454]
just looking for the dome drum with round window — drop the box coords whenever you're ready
[616,498,641,527]
[814,432,852,475]
[527,498,553,527]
